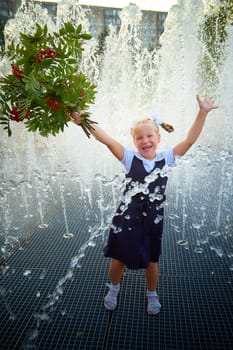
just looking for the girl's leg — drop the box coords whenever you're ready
[109,258,125,284]
[144,262,161,315]
[144,261,159,291]
[104,259,125,310]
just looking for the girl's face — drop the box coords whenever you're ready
[133,123,160,159]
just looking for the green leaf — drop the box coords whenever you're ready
[8,127,12,137]
[76,24,82,34]
[65,22,75,33]
[66,58,78,65]
[59,27,66,36]
[80,33,92,40]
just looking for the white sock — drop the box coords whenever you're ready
[110,283,120,291]
[147,290,158,297]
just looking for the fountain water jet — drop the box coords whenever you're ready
[0,0,232,256]
[0,0,232,266]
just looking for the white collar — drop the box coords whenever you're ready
[135,151,164,162]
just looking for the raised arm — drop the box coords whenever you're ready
[173,95,218,157]
[71,112,124,161]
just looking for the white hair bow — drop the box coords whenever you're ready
[129,114,163,130]
[151,114,163,125]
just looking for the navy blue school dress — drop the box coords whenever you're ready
[103,154,169,269]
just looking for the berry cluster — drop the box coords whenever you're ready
[35,48,61,63]
[11,64,23,81]
[46,97,62,111]
[9,107,30,122]
[0,22,96,137]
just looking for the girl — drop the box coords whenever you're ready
[71,95,217,315]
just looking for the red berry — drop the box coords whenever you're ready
[11,64,23,81]
[35,47,61,63]
[46,97,62,111]
[9,107,29,122]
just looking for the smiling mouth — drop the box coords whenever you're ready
[142,145,152,150]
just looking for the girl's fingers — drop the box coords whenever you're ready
[196,94,218,110]
[72,111,80,118]
[70,111,82,124]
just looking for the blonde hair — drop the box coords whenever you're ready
[131,117,174,137]
[131,117,159,137]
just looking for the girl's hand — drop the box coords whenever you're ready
[196,95,218,113]
[71,111,83,124]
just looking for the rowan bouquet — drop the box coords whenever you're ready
[0,22,96,137]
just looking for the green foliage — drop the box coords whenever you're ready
[0,22,96,137]
[198,0,233,94]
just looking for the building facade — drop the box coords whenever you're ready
[0,1,167,50]
[86,6,167,49]
[0,0,21,48]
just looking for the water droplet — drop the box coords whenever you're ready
[192,223,202,229]
[154,215,163,224]
[24,214,29,218]
[194,247,203,254]
[177,239,188,246]
[63,233,74,239]
[88,241,96,247]
[24,213,34,218]
[38,223,48,229]
[209,231,221,237]
[23,270,32,276]
[168,214,179,220]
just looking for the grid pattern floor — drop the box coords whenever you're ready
[0,200,233,350]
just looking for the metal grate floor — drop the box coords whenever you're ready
[0,191,233,350]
